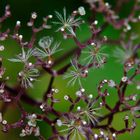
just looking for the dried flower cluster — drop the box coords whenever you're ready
[1,1,140,140]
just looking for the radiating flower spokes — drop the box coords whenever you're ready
[78,100,102,126]
[113,46,134,64]
[34,36,62,59]
[63,60,88,87]
[56,115,86,140]
[82,45,108,68]
[19,67,39,88]
[53,8,84,36]
[8,47,35,64]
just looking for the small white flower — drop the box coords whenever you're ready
[0,45,5,51]
[60,28,65,32]
[104,79,108,83]
[40,103,46,111]
[94,20,98,25]
[76,91,82,97]
[32,114,37,118]
[127,63,132,67]
[57,119,62,127]
[18,72,22,76]
[27,114,37,127]
[132,95,137,101]
[112,133,116,138]
[73,10,77,14]
[94,134,98,139]
[0,89,4,93]
[80,88,85,92]
[100,102,103,107]
[27,22,33,27]
[31,12,37,19]
[100,130,104,135]
[16,20,21,26]
[28,62,32,66]
[105,2,109,7]
[126,24,131,31]
[77,106,81,111]
[84,69,88,74]
[136,85,140,90]
[78,6,86,16]
[124,115,129,120]
[91,42,95,46]
[52,88,59,93]
[40,104,44,109]
[19,35,23,40]
[108,80,116,87]
[88,94,93,99]
[48,15,53,19]
[48,60,52,64]
[104,36,108,41]
[64,95,69,100]
[121,76,128,82]
[29,78,34,82]
[52,88,55,92]
[2,120,7,125]
[82,120,87,125]
[54,89,59,93]
[6,76,10,80]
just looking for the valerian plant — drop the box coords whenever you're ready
[1,1,140,140]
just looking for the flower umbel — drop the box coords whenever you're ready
[56,114,86,140]
[34,36,62,59]
[20,114,40,137]
[8,47,35,64]
[53,8,83,36]
[63,60,88,87]
[82,45,108,68]
[113,47,133,64]
[78,100,101,126]
[18,67,39,88]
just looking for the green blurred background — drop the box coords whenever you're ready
[0,0,140,139]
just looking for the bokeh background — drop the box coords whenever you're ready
[0,0,140,140]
